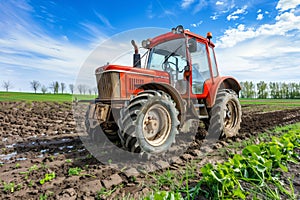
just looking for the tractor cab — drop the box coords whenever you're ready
[139,25,220,100]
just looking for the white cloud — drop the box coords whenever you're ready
[215,7,300,82]
[216,1,224,6]
[146,3,155,19]
[257,9,262,13]
[0,1,106,91]
[217,35,300,82]
[190,21,203,27]
[217,9,300,48]
[210,14,218,20]
[276,0,300,12]
[227,15,239,20]
[256,13,264,20]
[94,12,114,29]
[227,5,248,21]
[212,0,235,14]
[160,10,176,18]
[193,0,209,14]
[181,0,195,9]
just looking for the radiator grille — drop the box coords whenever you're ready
[129,78,144,90]
[97,72,120,99]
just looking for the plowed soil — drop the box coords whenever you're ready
[0,102,299,199]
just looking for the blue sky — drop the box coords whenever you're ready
[0,0,300,92]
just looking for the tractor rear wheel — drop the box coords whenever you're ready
[118,90,180,154]
[207,89,242,139]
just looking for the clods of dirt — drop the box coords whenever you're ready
[0,102,299,199]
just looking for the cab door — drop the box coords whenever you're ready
[189,40,211,94]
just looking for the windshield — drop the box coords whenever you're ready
[147,38,188,93]
[147,38,187,72]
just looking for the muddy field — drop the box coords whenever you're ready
[0,102,299,199]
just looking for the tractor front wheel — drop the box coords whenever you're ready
[118,90,180,154]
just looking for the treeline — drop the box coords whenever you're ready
[240,81,300,99]
[1,80,97,95]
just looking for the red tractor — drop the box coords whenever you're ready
[86,25,242,155]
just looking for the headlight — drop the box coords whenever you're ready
[142,39,151,49]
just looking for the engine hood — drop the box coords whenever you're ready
[95,64,169,78]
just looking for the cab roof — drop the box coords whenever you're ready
[148,29,215,49]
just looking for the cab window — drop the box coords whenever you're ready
[190,41,210,94]
[209,47,218,77]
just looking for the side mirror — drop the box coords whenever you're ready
[188,38,197,53]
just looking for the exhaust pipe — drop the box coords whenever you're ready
[131,40,141,68]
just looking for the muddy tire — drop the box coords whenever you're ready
[118,90,180,154]
[207,89,242,139]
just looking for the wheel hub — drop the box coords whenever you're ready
[142,104,171,147]
[143,115,159,138]
[224,101,237,129]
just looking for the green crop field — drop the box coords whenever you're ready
[1,92,300,106]
[0,92,96,102]
[240,98,300,107]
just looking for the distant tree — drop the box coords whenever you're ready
[61,82,66,94]
[293,83,300,98]
[269,82,276,98]
[241,81,255,98]
[88,88,92,95]
[54,81,59,94]
[2,81,13,92]
[41,85,47,94]
[49,81,59,94]
[281,82,289,99]
[288,83,296,99]
[93,87,98,96]
[82,85,87,95]
[240,82,245,98]
[77,84,86,95]
[49,82,56,94]
[69,84,74,94]
[30,80,40,94]
[257,81,268,99]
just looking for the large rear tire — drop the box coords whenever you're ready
[207,89,242,139]
[118,90,180,154]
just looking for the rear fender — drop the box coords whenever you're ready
[205,76,241,108]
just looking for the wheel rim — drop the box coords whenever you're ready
[224,99,238,131]
[142,104,171,147]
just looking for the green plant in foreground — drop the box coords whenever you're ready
[39,194,48,200]
[68,167,95,177]
[144,191,183,200]
[29,164,39,172]
[144,124,300,200]
[3,182,15,193]
[28,180,35,187]
[189,125,300,199]
[96,184,123,199]
[68,167,82,176]
[2,182,21,193]
[40,162,49,170]
[39,172,56,185]
[65,159,73,163]
[15,163,21,169]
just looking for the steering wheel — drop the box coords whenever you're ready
[162,61,177,71]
